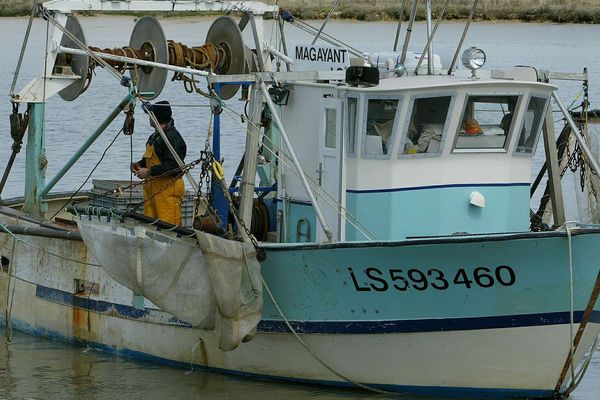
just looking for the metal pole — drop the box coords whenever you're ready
[41,94,133,197]
[448,0,480,74]
[264,43,294,66]
[58,46,210,78]
[554,271,600,394]
[0,223,83,241]
[211,84,228,229]
[553,93,600,177]
[259,83,333,242]
[415,0,451,74]
[400,0,420,65]
[541,107,565,226]
[425,0,433,75]
[393,0,406,52]
[0,151,19,199]
[311,0,342,46]
[23,103,47,217]
[278,18,291,72]
[238,84,262,238]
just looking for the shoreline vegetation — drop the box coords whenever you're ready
[1,0,600,23]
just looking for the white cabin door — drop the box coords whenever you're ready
[317,99,343,242]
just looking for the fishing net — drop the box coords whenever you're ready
[77,217,262,351]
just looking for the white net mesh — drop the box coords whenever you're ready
[77,217,262,351]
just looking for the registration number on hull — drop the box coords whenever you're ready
[348,265,516,292]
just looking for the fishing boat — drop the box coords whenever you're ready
[1,0,600,398]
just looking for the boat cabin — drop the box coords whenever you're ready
[275,74,553,242]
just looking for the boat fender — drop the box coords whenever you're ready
[212,160,225,181]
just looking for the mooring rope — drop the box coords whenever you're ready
[565,333,600,396]
[261,278,397,395]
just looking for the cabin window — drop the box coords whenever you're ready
[515,96,548,154]
[346,97,358,154]
[454,95,519,151]
[325,109,337,149]
[401,95,452,155]
[363,98,400,157]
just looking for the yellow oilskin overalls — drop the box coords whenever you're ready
[142,143,185,225]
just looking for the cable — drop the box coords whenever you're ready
[0,220,101,267]
[9,0,39,96]
[49,128,124,221]
[262,278,395,395]
[129,132,133,205]
[42,9,123,82]
[218,100,378,241]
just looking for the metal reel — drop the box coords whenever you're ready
[58,15,90,102]
[129,16,168,100]
[206,16,246,100]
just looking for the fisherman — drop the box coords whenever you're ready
[131,101,187,225]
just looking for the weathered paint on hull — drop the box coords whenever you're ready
[1,215,600,398]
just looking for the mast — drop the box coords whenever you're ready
[23,103,47,217]
[425,0,433,74]
[400,0,419,64]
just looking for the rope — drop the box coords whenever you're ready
[4,235,17,341]
[261,278,395,395]
[3,171,41,341]
[0,220,101,267]
[565,221,577,386]
[49,128,124,221]
[9,0,39,96]
[565,333,600,396]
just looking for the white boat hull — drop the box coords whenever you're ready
[1,215,600,398]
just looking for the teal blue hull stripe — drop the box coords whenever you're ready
[36,284,599,334]
[0,315,555,398]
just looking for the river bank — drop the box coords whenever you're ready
[1,0,600,23]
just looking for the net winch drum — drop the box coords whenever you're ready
[56,15,248,101]
[58,15,90,101]
[205,16,246,100]
[129,16,169,100]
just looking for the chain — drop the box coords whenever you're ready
[77,157,204,211]
[212,172,264,260]
[130,173,182,212]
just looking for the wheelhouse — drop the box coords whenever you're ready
[276,74,553,242]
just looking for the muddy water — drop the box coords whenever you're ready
[1,16,600,399]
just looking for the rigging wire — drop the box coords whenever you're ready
[9,0,39,97]
[0,220,102,268]
[216,99,378,241]
[42,9,124,82]
[49,128,124,221]
[129,131,134,205]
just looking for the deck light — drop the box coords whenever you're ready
[462,47,486,78]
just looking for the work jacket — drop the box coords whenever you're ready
[138,119,187,176]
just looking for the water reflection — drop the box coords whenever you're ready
[0,329,598,400]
